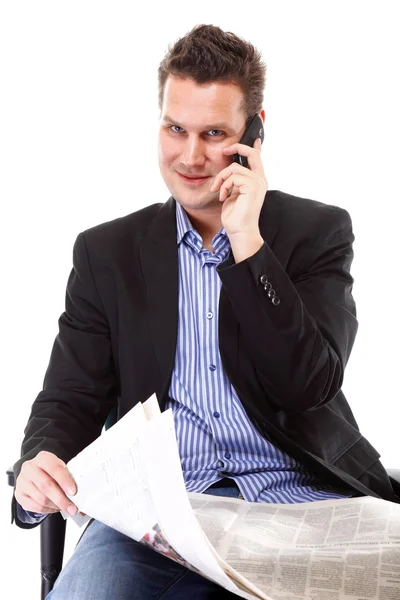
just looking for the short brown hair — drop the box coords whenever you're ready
[158,24,266,121]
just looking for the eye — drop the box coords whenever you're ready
[207,129,223,137]
[170,125,184,133]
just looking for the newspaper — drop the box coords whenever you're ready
[63,396,400,600]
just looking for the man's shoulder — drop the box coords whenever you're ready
[83,202,163,236]
[265,189,350,220]
[82,202,165,242]
[264,190,352,241]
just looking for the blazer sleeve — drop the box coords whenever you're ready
[216,207,357,413]
[12,232,118,525]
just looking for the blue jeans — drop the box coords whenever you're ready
[46,486,241,599]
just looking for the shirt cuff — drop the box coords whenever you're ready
[16,501,47,524]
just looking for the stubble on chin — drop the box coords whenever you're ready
[173,189,222,213]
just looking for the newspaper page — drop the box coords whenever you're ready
[189,492,400,600]
[64,397,160,539]
[64,398,266,599]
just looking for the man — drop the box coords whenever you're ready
[12,23,399,599]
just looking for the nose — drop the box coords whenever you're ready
[180,136,206,168]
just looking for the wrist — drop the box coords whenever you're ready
[228,231,264,263]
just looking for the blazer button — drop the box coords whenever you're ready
[272,296,281,306]
[259,275,268,284]
[267,288,275,299]
[264,282,272,292]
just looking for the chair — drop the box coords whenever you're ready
[7,417,400,599]
[7,404,118,600]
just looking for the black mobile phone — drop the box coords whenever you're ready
[233,114,264,169]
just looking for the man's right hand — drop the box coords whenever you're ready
[15,450,79,516]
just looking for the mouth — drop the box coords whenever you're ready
[177,172,211,185]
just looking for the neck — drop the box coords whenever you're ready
[182,207,222,246]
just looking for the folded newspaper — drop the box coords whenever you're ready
[63,395,400,600]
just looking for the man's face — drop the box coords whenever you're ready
[158,75,248,214]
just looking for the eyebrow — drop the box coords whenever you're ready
[161,115,233,131]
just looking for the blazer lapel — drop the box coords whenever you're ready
[138,197,179,404]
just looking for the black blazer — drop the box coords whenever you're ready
[12,190,399,526]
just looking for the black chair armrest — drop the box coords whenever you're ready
[7,466,14,487]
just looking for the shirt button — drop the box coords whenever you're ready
[209,365,216,371]
[224,452,231,459]
[207,312,213,319]
[218,460,224,469]
[213,411,220,418]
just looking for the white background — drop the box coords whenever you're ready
[1,1,399,597]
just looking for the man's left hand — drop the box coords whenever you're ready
[210,137,268,238]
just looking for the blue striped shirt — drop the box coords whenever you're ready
[166,202,352,504]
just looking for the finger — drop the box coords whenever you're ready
[219,174,249,202]
[222,142,263,173]
[21,462,78,515]
[16,481,60,514]
[210,162,243,193]
[35,451,77,496]
[223,140,261,155]
[20,478,60,511]
[16,491,59,514]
